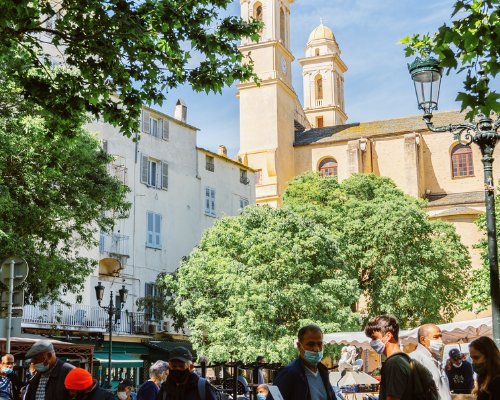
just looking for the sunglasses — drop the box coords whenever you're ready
[453,356,462,362]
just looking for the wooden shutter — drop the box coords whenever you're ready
[142,110,150,133]
[162,119,169,141]
[210,188,216,217]
[140,154,148,184]
[146,211,154,247]
[205,187,211,215]
[145,283,154,320]
[154,213,161,249]
[161,161,168,190]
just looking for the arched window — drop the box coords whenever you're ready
[315,48,320,56]
[452,144,474,177]
[316,75,323,100]
[319,158,337,177]
[254,3,263,34]
[280,8,286,45]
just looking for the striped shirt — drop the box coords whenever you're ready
[35,370,52,400]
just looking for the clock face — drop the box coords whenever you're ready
[281,58,287,76]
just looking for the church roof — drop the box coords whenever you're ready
[426,191,484,207]
[308,20,335,43]
[294,110,466,146]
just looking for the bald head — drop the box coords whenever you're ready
[418,324,441,345]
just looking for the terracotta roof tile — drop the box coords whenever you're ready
[294,110,468,146]
[426,191,484,207]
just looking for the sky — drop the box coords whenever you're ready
[155,0,498,159]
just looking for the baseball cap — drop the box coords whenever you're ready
[449,348,461,359]
[117,378,133,389]
[168,347,193,363]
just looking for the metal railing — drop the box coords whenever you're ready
[316,100,323,107]
[99,233,129,256]
[22,304,156,334]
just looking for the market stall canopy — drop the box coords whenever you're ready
[323,331,373,350]
[94,351,144,368]
[329,371,380,386]
[399,317,492,344]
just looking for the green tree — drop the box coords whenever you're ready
[0,67,131,303]
[283,172,472,327]
[1,0,261,138]
[138,206,361,362]
[400,0,500,120]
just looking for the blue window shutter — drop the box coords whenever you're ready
[146,211,154,247]
[140,154,148,184]
[154,213,161,249]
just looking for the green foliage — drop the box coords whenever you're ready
[0,0,262,138]
[400,1,500,120]
[0,67,131,303]
[284,172,472,327]
[138,205,361,363]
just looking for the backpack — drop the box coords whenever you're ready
[394,353,439,400]
[162,377,206,400]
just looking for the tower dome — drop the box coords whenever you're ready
[308,19,335,43]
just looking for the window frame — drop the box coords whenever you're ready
[205,187,216,217]
[206,155,215,172]
[451,144,474,178]
[255,169,262,185]
[319,158,338,178]
[146,211,162,249]
[240,169,248,184]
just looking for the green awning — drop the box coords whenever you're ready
[94,352,144,368]
[144,341,196,358]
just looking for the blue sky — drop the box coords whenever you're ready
[156,0,497,158]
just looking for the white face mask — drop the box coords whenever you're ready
[117,392,128,400]
[427,339,443,355]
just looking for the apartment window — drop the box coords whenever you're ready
[239,197,249,210]
[319,158,338,177]
[206,155,215,172]
[240,169,248,184]
[142,111,169,140]
[255,169,262,185]
[140,154,168,189]
[146,211,161,249]
[452,144,474,177]
[205,187,216,217]
[144,282,155,320]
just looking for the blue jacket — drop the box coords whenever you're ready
[268,358,336,400]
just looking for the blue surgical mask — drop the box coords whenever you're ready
[1,368,12,375]
[34,357,49,373]
[257,394,267,400]
[453,362,463,368]
[370,335,388,355]
[300,343,323,365]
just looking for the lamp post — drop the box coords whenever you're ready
[408,55,500,347]
[95,282,128,388]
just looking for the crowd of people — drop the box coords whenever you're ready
[0,319,498,400]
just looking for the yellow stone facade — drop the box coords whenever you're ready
[237,2,492,322]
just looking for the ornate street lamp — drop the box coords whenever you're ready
[95,282,128,388]
[409,56,500,346]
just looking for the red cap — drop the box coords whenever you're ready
[64,368,93,390]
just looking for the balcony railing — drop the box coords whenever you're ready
[22,304,157,335]
[316,100,323,107]
[99,233,129,256]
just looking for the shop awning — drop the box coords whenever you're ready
[94,351,144,368]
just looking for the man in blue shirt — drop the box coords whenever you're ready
[0,354,21,400]
[267,325,338,400]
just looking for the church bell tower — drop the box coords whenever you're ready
[237,0,297,207]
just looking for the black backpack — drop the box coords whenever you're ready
[394,353,439,400]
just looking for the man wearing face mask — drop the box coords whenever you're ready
[156,347,216,400]
[0,353,21,400]
[24,340,75,400]
[267,325,338,400]
[117,379,133,400]
[64,368,117,400]
[444,348,473,394]
[409,324,451,400]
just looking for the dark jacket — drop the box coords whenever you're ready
[25,358,75,400]
[3,371,22,400]
[267,358,336,400]
[444,360,474,394]
[82,383,118,400]
[155,372,217,400]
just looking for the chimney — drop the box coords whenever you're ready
[218,145,227,157]
[174,99,187,123]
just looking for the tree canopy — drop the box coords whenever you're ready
[0,66,131,303]
[400,0,500,120]
[140,172,471,361]
[1,0,261,138]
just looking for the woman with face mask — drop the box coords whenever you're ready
[137,361,168,400]
[469,337,500,400]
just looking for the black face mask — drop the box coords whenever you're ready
[168,368,190,384]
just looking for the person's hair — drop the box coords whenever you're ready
[149,360,169,379]
[0,353,13,362]
[470,336,500,396]
[256,356,265,363]
[364,315,400,341]
[198,356,209,363]
[417,324,437,345]
[298,325,323,343]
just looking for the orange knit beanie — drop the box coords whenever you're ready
[64,368,93,390]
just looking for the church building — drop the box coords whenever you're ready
[237,0,496,321]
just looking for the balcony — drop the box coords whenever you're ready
[99,233,129,257]
[315,100,323,108]
[22,304,159,335]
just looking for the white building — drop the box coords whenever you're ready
[22,101,256,340]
